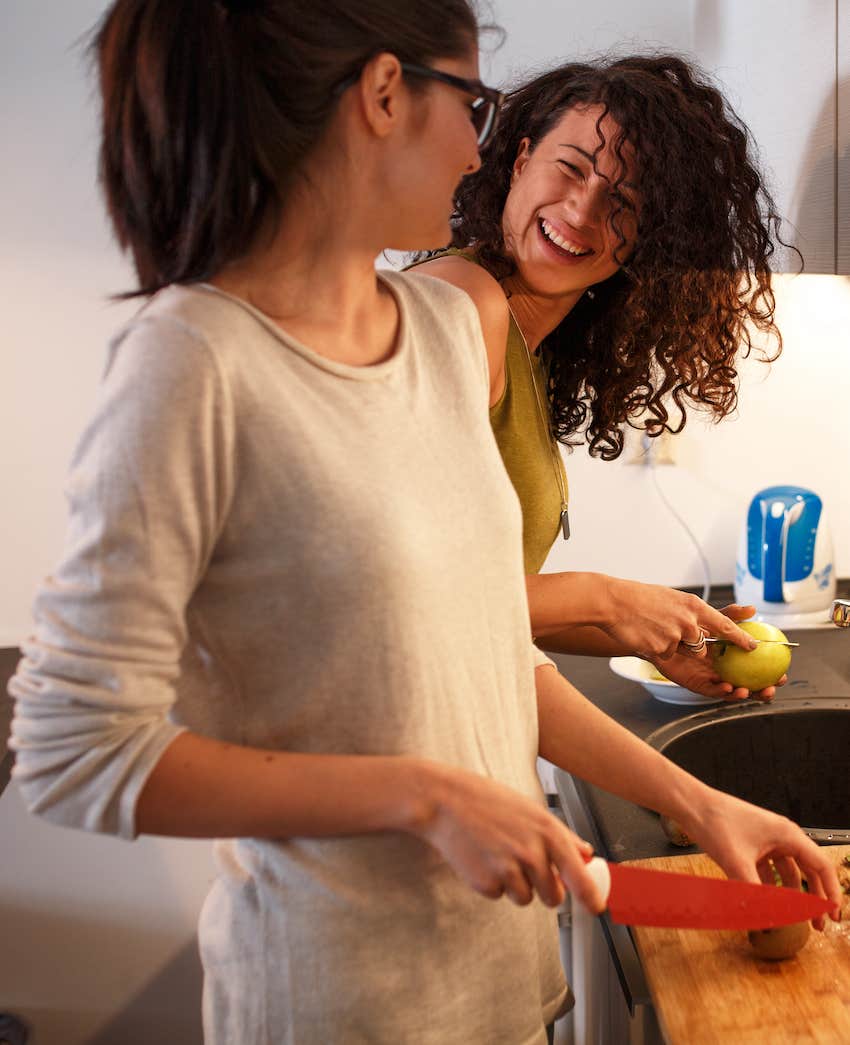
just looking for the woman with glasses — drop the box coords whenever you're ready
[5,2,591,1039]
[418,54,788,701]
[8,6,840,1044]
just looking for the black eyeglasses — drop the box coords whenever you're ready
[333,61,504,149]
[399,63,503,148]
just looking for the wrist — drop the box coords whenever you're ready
[389,757,446,837]
[564,572,626,630]
[595,573,632,629]
[660,773,719,839]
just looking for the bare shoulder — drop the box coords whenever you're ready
[416,255,507,322]
[416,255,509,403]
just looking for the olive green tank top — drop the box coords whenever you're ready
[490,312,568,575]
[407,250,569,575]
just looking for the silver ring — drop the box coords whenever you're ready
[680,634,706,653]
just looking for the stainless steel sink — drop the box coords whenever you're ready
[645,699,850,843]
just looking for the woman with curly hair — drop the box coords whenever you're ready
[417,53,784,700]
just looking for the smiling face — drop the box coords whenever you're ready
[501,103,639,298]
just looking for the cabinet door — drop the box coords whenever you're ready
[838,0,850,272]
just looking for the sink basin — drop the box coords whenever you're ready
[645,700,850,843]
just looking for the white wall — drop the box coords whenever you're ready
[1,1,138,646]
[692,0,837,274]
[480,0,696,84]
[2,6,209,1040]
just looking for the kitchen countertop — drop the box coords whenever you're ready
[549,582,850,1018]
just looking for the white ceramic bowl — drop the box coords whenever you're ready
[608,656,722,707]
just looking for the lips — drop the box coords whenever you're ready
[538,218,593,258]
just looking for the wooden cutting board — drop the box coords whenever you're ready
[626,846,850,1044]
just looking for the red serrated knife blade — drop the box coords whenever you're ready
[586,857,833,929]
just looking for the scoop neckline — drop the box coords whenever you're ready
[191,270,409,382]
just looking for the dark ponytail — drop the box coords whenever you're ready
[92,0,480,295]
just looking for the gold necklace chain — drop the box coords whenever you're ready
[507,305,570,541]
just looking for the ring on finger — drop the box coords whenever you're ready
[680,630,707,653]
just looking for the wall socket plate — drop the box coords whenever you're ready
[628,430,676,466]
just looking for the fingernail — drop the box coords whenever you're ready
[748,640,759,650]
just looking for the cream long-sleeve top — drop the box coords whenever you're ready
[8,270,566,1045]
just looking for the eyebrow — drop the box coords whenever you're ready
[557,143,595,162]
[557,143,639,193]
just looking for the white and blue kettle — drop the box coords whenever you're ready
[734,485,836,628]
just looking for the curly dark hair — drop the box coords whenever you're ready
[448,54,790,460]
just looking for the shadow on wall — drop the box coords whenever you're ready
[694,0,840,275]
[89,941,203,1045]
[784,76,841,274]
[0,903,203,1045]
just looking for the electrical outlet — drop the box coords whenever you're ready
[650,431,676,465]
[627,430,676,466]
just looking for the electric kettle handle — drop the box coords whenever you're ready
[763,503,787,603]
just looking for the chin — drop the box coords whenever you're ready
[517,261,588,299]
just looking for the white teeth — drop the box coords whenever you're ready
[541,219,590,256]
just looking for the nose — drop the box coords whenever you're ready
[563,178,610,229]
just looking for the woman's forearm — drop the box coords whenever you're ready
[526,571,616,636]
[136,728,608,911]
[534,625,630,657]
[534,664,706,826]
[136,732,433,839]
[528,572,759,662]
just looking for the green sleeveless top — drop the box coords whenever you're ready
[407,250,569,574]
[490,312,568,575]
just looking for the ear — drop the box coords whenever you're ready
[511,137,532,184]
[358,52,405,138]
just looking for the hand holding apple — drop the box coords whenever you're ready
[646,605,784,701]
[710,620,792,691]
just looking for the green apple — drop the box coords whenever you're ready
[710,620,792,691]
